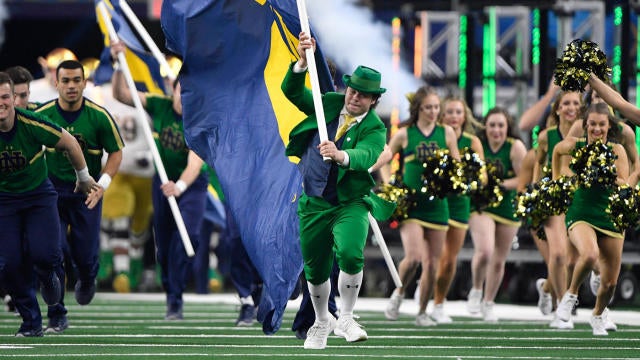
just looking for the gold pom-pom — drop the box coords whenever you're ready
[554,39,611,92]
[570,139,617,188]
[419,149,459,199]
[607,184,640,231]
[375,175,416,221]
[469,161,503,211]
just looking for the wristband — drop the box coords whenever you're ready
[98,174,112,190]
[113,62,121,71]
[75,167,90,182]
[175,180,187,193]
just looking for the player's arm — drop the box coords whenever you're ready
[54,129,97,196]
[160,150,205,198]
[87,149,124,207]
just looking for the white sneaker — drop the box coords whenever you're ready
[430,304,453,324]
[590,315,608,336]
[549,313,574,329]
[334,316,367,343]
[602,308,617,331]
[536,278,553,315]
[481,301,498,323]
[556,292,578,322]
[467,288,482,314]
[589,271,601,296]
[304,317,336,349]
[415,313,436,326]
[384,291,403,321]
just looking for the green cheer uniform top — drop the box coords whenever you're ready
[403,124,449,230]
[475,137,520,226]
[145,94,191,181]
[541,125,563,179]
[0,108,63,193]
[37,98,124,182]
[447,132,474,229]
[565,139,623,238]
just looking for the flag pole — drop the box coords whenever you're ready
[118,0,176,80]
[296,0,401,288]
[97,1,195,257]
[368,213,402,288]
[295,0,329,162]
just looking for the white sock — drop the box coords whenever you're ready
[239,296,254,306]
[308,280,330,323]
[338,270,363,318]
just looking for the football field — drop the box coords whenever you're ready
[1,293,639,359]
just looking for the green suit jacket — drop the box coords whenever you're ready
[281,63,395,220]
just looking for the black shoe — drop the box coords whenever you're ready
[289,278,302,300]
[294,328,308,340]
[235,304,256,326]
[165,306,183,320]
[15,326,44,337]
[40,272,61,306]
[45,315,69,334]
[75,280,96,305]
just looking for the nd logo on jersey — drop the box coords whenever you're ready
[416,141,440,162]
[0,150,27,173]
[160,126,185,151]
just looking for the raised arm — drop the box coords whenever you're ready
[519,78,559,132]
[110,41,148,108]
[588,73,640,125]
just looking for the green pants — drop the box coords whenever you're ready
[298,193,369,284]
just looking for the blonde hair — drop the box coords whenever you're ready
[547,91,583,127]
[438,95,481,133]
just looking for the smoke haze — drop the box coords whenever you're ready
[307,0,423,119]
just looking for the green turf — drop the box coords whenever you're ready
[1,296,639,359]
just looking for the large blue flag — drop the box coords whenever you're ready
[94,0,166,95]
[161,0,333,334]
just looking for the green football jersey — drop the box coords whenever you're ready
[37,98,124,182]
[0,108,63,193]
[145,94,188,181]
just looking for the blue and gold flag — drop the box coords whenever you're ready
[161,0,333,334]
[94,0,165,95]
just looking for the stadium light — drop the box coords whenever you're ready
[482,7,497,115]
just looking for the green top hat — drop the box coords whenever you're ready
[342,65,386,94]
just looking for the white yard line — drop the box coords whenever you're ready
[93,293,640,326]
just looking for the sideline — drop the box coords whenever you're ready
[96,292,640,326]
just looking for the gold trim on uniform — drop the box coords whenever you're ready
[448,219,469,230]
[568,220,624,239]
[28,149,45,165]
[402,218,449,231]
[471,211,520,227]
